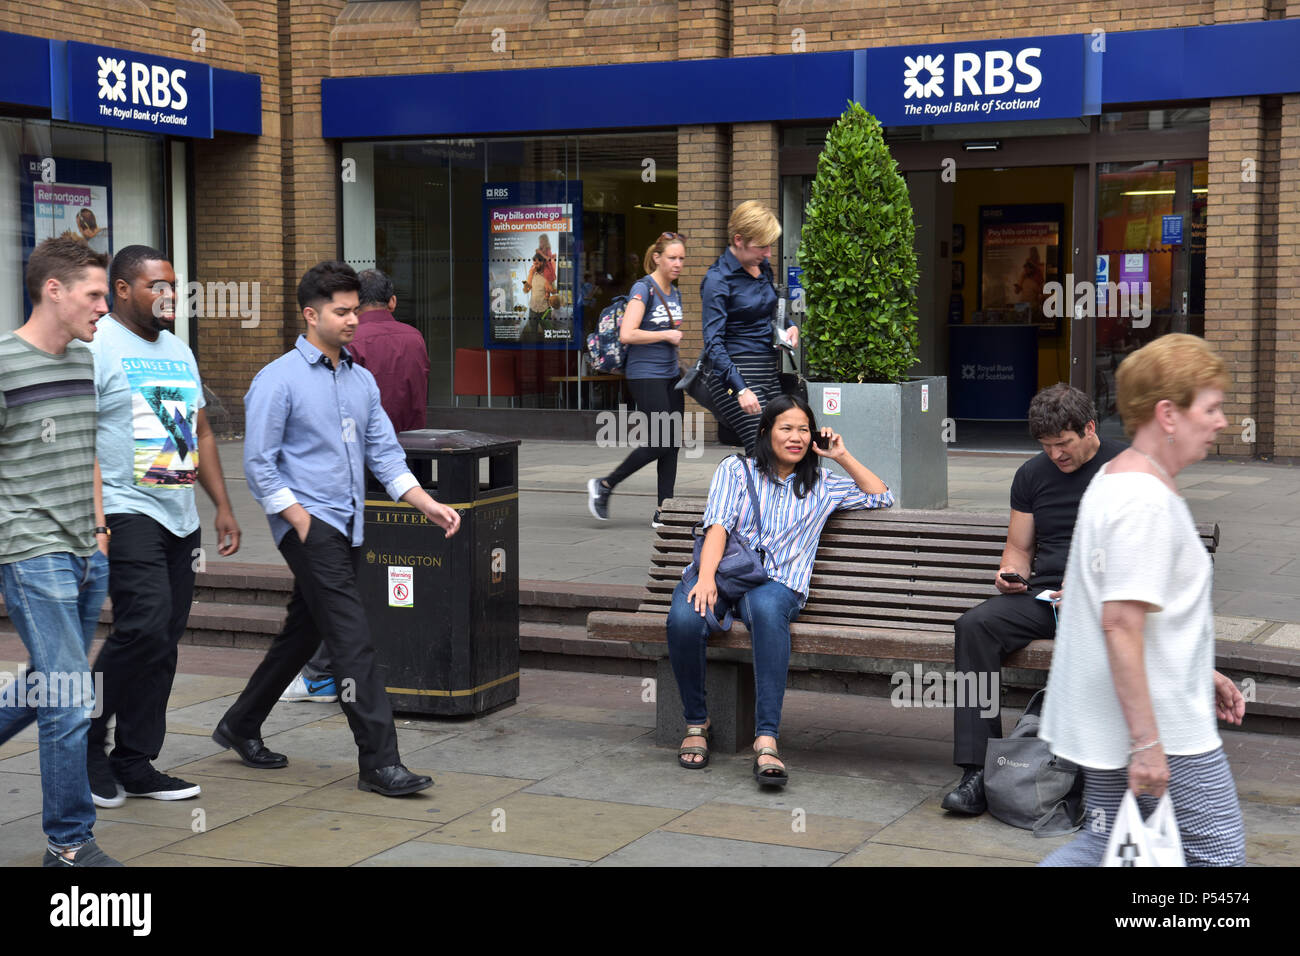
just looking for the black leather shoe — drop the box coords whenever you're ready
[358,764,433,797]
[942,767,987,815]
[212,719,288,769]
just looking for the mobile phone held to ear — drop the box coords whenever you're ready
[1000,571,1029,587]
[813,431,830,450]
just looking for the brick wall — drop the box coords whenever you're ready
[1204,97,1267,458]
[1274,92,1300,458]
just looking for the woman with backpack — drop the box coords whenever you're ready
[587,232,686,528]
[667,394,893,786]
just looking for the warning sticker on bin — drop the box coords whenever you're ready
[388,566,413,608]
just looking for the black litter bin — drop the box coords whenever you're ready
[360,429,521,716]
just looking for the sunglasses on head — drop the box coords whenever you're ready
[659,231,686,241]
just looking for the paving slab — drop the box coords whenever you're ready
[798,730,960,786]
[356,842,587,867]
[593,829,841,866]
[165,674,250,711]
[709,767,935,827]
[1259,623,1300,650]
[1214,616,1270,643]
[836,843,1035,866]
[523,739,755,810]
[865,792,1073,863]
[163,804,436,866]
[1240,801,1300,866]
[0,770,46,825]
[128,850,277,866]
[662,800,879,852]
[401,726,631,779]
[284,768,533,825]
[93,773,310,830]
[0,814,187,866]
[523,702,657,728]
[418,792,681,861]
[164,693,341,738]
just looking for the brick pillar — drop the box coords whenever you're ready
[1273,92,1300,459]
[733,0,777,57]
[679,126,731,439]
[281,1,345,351]
[679,0,729,60]
[731,123,780,220]
[193,0,285,434]
[1204,97,1267,458]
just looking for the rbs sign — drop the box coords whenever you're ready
[867,35,1084,127]
[66,42,213,138]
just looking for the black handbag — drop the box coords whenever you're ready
[676,348,719,415]
[681,456,768,630]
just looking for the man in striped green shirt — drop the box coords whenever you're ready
[0,237,120,867]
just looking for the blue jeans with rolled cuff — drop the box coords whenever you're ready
[0,550,109,848]
[665,578,802,739]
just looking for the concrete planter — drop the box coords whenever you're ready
[806,377,948,509]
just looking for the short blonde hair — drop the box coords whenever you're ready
[728,200,781,248]
[1115,334,1229,438]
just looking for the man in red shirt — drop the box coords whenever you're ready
[278,268,430,703]
[347,269,430,432]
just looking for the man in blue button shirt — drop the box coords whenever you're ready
[212,261,460,797]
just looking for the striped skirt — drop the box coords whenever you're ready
[1038,748,1245,867]
[705,351,782,456]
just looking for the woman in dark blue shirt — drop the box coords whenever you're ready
[700,201,799,455]
[587,233,686,528]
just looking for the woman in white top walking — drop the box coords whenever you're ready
[1039,334,1246,866]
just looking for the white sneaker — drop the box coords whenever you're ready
[279,674,340,703]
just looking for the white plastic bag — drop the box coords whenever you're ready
[1102,791,1186,867]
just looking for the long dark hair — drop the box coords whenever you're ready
[752,393,821,498]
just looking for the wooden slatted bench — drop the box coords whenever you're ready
[587,496,1220,752]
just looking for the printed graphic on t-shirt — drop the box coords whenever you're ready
[123,358,199,487]
[631,289,683,329]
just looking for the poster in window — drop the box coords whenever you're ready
[19,155,113,314]
[977,204,1063,332]
[483,182,583,349]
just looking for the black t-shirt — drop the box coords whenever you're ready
[1008,438,1127,588]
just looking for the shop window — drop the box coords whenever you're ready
[341,132,677,411]
[1093,158,1207,425]
[0,118,166,331]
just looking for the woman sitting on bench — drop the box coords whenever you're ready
[666,393,893,786]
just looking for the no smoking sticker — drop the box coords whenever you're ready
[823,387,841,416]
[388,566,413,608]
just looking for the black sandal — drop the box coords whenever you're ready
[678,725,711,769]
[753,746,789,787]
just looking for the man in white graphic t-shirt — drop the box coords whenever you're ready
[86,245,242,807]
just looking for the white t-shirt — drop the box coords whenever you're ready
[90,315,205,537]
[1040,465,1220,770]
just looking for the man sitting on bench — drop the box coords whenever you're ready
[942,384,1126,815]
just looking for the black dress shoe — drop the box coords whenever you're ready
[358,764,433,797]
[212,719,288,769]
[942,767,987,815]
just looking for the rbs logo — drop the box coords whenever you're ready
[95,56,188,110]
[903,48,1042,100]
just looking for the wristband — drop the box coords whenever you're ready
[94,526,111,538]
[1129,738,1160,756]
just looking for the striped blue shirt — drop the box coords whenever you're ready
[688,455,894,602]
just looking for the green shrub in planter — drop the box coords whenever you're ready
[797,101,919,384]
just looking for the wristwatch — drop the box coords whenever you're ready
[94,526,111,538]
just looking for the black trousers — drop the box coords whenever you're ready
[705,351,781,456]
[89,514,200,782]
[951,592,1057,768]
[605,374,684,505]
[222,519,400,771]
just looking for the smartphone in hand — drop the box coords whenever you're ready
[1000,571,1029,587]
[812,431,830,450]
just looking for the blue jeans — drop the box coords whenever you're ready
[0,550,109,847]
[665,579,802,738]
